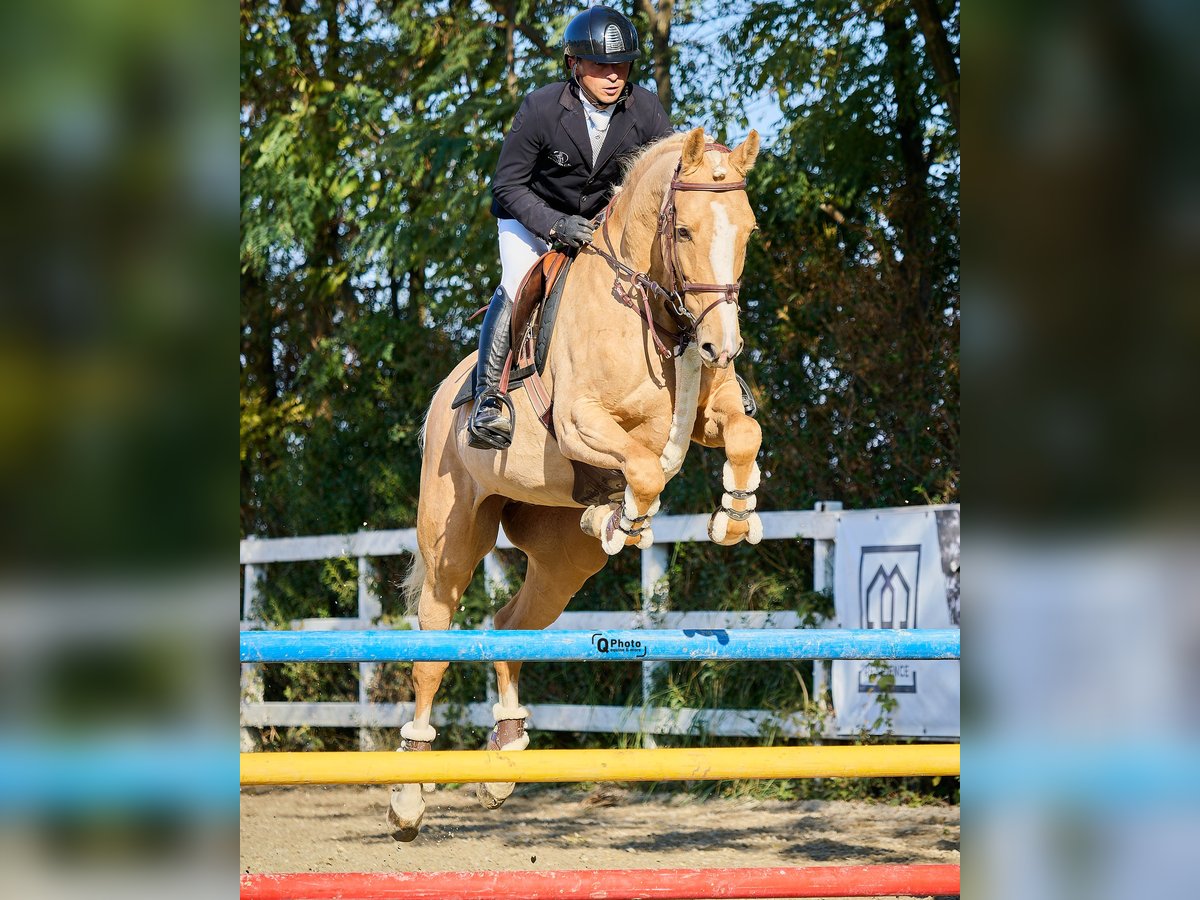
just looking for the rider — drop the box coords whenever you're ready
[466,5,674,450]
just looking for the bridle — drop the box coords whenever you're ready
[587,142,747,359]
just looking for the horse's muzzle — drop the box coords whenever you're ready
[699,338,744,369]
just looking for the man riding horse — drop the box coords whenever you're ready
[386,8,766,843]
[467,5,672,449]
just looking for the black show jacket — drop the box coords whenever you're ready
[490,80,673,240]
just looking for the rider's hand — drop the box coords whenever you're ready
[549,215,594,249]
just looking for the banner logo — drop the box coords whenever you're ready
[857,545,921,693]
[591,633,647,658]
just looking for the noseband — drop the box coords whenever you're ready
[588,142,747,359]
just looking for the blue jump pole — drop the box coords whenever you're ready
[240,628,960,663]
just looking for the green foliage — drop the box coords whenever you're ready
[241,1,958,789]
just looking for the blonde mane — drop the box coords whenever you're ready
[608,132,688,224]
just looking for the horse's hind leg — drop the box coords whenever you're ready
[477,503,608,810]
[388,490,504,842]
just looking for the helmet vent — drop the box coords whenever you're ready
[603,23,626,54]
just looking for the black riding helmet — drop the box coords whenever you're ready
[562,5,641,65]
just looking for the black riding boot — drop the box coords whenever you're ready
[467,287,515,450]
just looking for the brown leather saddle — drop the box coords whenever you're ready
[451,250,570,416]
[451,251,626,505]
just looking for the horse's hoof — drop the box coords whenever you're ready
[707,509,742,545]
[581,504,620,553]
[477,780,515,810]
[388,818,422,843]
[387,785,425,842]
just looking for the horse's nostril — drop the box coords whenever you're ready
[701,342,718,359]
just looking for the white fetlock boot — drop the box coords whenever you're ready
[582,491,659,555]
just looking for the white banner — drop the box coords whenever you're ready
[831,506,960,737]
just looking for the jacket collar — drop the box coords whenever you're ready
[558,79,635,112]
[557,81,637,173]
[592,102,637,174]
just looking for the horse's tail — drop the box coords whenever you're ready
[402,550,426,617]
[403,377,449,617]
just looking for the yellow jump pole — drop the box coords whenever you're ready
[241,744,959,786]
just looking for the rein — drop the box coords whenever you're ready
[585,142,747,359]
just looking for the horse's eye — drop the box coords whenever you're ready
[675,226,692,241]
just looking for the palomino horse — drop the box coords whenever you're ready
[389,127,764,841]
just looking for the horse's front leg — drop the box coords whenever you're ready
[558,397,666,556]
[693,374,764,546]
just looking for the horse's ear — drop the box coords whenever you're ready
[681,127,707,174]
[729,130,760,176]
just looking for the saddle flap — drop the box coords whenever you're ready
[511,250,570,346]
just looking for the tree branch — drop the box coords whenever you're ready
[910,0,959,131]
[483,0,554,60]
[636,0,674,115]
[281,0,319,79]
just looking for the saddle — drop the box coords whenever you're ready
[451,250,573,421]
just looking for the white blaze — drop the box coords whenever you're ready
[709,202,740,358]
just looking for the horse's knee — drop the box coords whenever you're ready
[625,453,666,504]
[724,415,762,465]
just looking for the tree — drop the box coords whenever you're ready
[240,0,958,754]
[705,0,959,508]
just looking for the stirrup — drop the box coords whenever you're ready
[467,390,516,450]
[736,374,757,417]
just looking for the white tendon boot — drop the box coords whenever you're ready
[708,461,763,545]
[477,704,530,810]
[388,721,436,842]
[581,490,660,556]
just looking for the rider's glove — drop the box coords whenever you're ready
[549,215,594,249]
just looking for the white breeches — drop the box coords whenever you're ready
[498,218,549,299]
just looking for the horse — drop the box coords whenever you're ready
[388,127,764,841]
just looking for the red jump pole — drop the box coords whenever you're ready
[241,864,960,899]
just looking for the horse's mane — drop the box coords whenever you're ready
[617,132,687,189]
[609,132,688,226]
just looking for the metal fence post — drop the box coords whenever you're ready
[357,556,382,749]
[811,501,842,716]
[639,541,670,748]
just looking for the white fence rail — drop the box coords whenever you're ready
[240,505,846,750]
